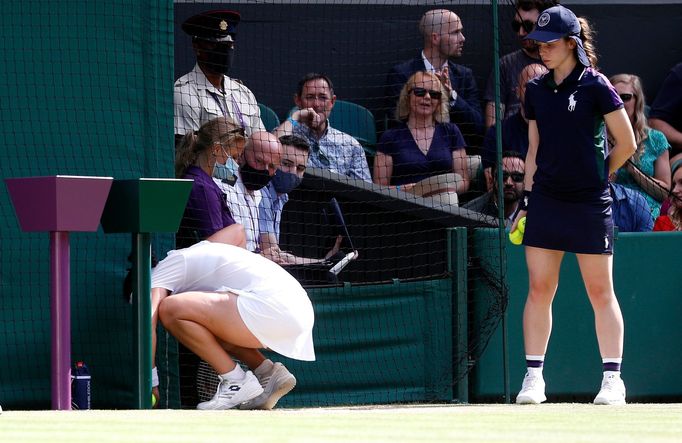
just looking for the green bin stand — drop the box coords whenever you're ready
[100,178,192,409]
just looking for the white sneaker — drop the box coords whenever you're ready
[197,370,263,410]
[240,362,296,410]
[594,374,626,405]
[516,371,547,404]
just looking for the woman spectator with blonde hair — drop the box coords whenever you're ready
[374,71,469,196]
[610,73,671,218]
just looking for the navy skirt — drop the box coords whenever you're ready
[523,191,614,254]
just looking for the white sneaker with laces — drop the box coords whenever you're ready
[239,362,297,410]
[594,374,626,405]
[516,371,547,404]
[197,370,263,410]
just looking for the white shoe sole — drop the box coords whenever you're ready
[516,394,547,405]
[260,376,297,410]
[594,397,626,406]
[197,384,264,410]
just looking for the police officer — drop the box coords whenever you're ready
[174,10,265,145]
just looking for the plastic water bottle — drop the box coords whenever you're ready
[71,361,91,410]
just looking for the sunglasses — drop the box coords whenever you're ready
[619,93,635,103]
[410,87,443,99]
[511,19,535,34]
[503,172,525,183]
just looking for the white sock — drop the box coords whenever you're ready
[254,359,274,377]
[220,364,246,381]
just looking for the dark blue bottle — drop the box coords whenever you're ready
[71,361,91,410]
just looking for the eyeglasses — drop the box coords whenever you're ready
[619,93,635,103]
[511,19,535,34]
[410,87,443,100]
[502,172,525,183]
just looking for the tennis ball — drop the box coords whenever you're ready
[151,393,157,408]
[509,217,526,245]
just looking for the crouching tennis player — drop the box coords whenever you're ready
[151,240,315,410]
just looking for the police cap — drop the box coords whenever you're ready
[182,10,240,43]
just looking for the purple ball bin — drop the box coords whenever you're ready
[5,175,113,410]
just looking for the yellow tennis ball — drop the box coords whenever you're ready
[151,394,157,408]
[509,217,526,245]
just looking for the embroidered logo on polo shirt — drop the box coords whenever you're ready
[568,91,577,112]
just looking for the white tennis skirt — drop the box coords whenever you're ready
[227,285,316,362]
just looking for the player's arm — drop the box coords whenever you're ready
[605,108,637,175]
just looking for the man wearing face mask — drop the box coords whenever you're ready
[174,10,265,147]
[259,135,343,265]
[216,131,282,252]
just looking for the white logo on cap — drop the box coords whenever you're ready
[538,12,550,28]
[219,20,228,31]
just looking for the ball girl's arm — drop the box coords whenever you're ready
[605,108,637,175]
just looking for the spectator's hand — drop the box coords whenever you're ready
[435,66,453,95]
[396,183,416,192]
[297,108,326,131]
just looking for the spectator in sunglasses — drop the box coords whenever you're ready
[610,73,671,219]
[385,9,483,150]
[463,150,526,226]
[374,71,469,199]
[483,1,558,129]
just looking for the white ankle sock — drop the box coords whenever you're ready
[254,359,274,377]
[220,364,246,381]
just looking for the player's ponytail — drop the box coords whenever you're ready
[578,17,599,70]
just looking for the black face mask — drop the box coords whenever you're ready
[204,45,234,75]
[240,162,272,191]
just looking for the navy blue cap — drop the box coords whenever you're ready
[526,5,590,67]
[182,10,240,43]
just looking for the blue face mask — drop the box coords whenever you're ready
[213,156,239,181]
[271,169,302,194]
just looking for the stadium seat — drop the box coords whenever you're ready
[258,103,281,132]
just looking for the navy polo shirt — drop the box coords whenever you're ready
[525,66,623,201]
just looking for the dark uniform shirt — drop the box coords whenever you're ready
[525,66,623,202]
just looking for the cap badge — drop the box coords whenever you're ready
[219,20,228,31]
[537,12,550,28]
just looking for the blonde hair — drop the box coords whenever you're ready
[174,117,245,178]
[395,71,449,123]
[609,73,650,163]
